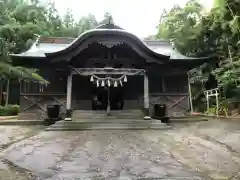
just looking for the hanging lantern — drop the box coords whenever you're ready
[119,80,123,86]
[96,80,99,87]
[90,76,94,82]
[101,80,105,87]
[114,81,118,87]
[108,79,111,87]
[123,76,127,82]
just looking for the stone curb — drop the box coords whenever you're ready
[192,114,240,121]
[169,118,208,123]
[0,116,18,120]
[166,116,208,123]
[0,120,44,125]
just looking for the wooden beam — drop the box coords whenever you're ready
[20,93,66,96]
[23,96,46,112]
[72,68,145,76]
[165,96,188,110]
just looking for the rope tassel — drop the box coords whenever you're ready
[123,76,127,82]
[114,81,118,87]
[90,76,94,82]
[101,80,105,87]
[119,80,123,86]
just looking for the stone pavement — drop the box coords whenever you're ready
[0,125,44,180]
[2,131,207,180]
[0,120,240,179]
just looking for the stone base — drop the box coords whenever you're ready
[144,116,151,120]
[65,109,73,121]
[64,117,72,121]
[143,108,150,117]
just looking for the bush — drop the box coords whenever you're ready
[0,105,20,116]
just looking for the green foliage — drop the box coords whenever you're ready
[0,0,112,83]
[157,0,240,110]
[0,105,19,116]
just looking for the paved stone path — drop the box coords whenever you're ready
[0,126,44,180]
[0,120,240,179]
[2,130,207,180]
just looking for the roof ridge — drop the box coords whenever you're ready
[38,36,76,44]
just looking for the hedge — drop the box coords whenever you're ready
[0,105,19,116]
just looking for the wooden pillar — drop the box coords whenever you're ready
[187,74,193,114]
[65,72,73,121]
[144,72,151,119]
[206,93,210,114]
[216,90,219,117]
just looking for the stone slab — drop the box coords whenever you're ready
[0,120,44,126]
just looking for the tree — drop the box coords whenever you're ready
[76,14,98,35]
[99,11,114,24]
[156,0,240,110]
[0,0,47,83]
[0,0,115,85]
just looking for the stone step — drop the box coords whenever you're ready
[18,113,37,120]
[72,110,143,119]
[72,117,143,120]
[46,120,170,131]
[45,126,170,131]
[55,119,162,125]
[73,110,142,115]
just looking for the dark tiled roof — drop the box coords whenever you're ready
[10,23,206,62]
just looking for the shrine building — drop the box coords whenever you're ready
[10,23,211,120]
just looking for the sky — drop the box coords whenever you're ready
[53,0,213,38]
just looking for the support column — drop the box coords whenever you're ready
[144,72,151,120]
[188,74,193,114]
[206,94,210,114]
[216,90,219,117]
[65,72,73,121]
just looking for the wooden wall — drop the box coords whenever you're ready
[18,68,190,119]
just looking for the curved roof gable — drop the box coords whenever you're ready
[44,24,170,63]
[10,23,214,70]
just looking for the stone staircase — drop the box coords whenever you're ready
[72,110,143,121]
[46,110,170,131]
[18,112,37,120]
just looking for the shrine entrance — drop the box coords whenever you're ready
[92,86,124,110]
[64,68,149,120]
[110,86,124,110]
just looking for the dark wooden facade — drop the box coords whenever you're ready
[11,23,211,120]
